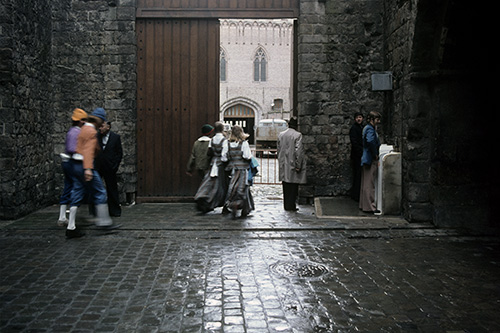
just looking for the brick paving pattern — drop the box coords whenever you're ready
[1,188,499,332]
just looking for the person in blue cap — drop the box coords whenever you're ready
[66,107,120,238]
[95,120,123,217]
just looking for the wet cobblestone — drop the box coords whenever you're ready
[1,187,499,332]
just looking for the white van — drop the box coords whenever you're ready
[255,119,288,150]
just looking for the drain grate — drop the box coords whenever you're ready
[270,261,329,279]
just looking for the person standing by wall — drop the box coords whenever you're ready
[57,108,88,226]
[95,121,123,217]
[277,117,307,211]
[359,111,381,214]
[349,112,364,202]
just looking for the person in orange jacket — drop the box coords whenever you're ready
[66,108,120,238]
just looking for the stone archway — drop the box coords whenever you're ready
[222,102,257,144]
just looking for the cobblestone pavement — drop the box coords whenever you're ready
[1,186,499,332]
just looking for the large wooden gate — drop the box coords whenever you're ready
[137,19,220,199]
[136,1,299,201]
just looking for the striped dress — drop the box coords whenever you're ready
[194,137,228,213]
[225,141,255,217]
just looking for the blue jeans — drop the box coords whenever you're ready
[59,160,74,204]
[70,161,107,207]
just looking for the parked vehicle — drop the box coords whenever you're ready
[255,119,288,156]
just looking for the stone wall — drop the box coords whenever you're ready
[297,0,384,198]
[51,0,137,208]
[0,0,54,219]
[383,0,496,229]
[1,0,496,231]
[0,0,137,219]
[382,0,420,220]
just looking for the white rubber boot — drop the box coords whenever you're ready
[67,206,78,230]
[66,206,85,239]
[58,205,68,226]
[95,204,113,227]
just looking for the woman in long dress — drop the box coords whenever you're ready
[223,125,255,219]
[194,122,229,213]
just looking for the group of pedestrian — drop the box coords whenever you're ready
[189,117,308,216]
[188,122,258,219]
[58,107,122,238]
[58,108,376,233]
[57,107,379,234]
[349,111,382,215]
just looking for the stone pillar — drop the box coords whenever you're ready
[297,0,384,198]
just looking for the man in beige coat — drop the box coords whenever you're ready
[277,117,307,211]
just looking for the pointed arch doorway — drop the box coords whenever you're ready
[136,2,299,202]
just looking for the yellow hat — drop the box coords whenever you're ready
[71,108,87,121]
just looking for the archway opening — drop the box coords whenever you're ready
[223,104,255,144]
[219,18,295,190]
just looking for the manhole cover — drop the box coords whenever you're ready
[270,261,329,278]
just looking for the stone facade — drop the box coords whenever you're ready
[220,19,294,124]
[1,0,496,231]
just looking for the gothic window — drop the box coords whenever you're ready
[220,48,227,82]
[253,47,267,82]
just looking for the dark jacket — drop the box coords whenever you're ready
[96,131,123,174]
[349,122,363,160]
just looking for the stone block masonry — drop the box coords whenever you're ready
[297,0,384,198]
[51,0,137,205]
[0,0,54,219]
[1,0,496,231]
[0,0,137,219]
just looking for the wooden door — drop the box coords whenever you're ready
[137,19,220,200]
